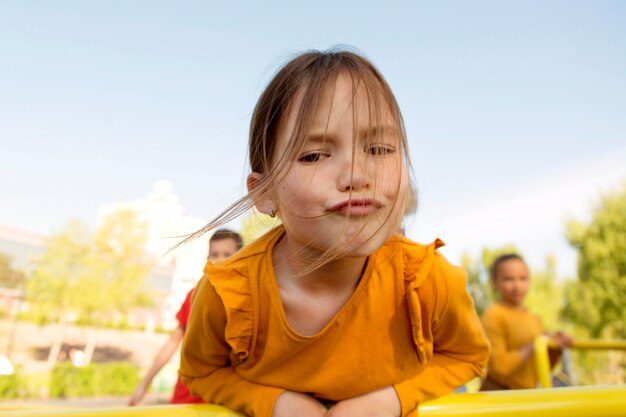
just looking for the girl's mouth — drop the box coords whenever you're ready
[329,199,382,216]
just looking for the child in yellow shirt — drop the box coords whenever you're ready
[179,49,490,417]
[481,254,572,390]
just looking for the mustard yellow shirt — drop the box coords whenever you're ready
[180,226,490,417]
[481,303,544,389]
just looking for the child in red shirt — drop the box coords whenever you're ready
[128,229,243,406]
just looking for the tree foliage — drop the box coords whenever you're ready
[25,219,91,325]
[0,253,26,289]
[82,210,153,321]
[25,211,153,326]
[563,184,626,338]
[461,252,491,316]
[524,255,564,332]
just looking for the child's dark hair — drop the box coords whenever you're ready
[210,228,244,250]
[490,253,526,281]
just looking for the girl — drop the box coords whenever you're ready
[480,254,572,390]
[180,49,490,417]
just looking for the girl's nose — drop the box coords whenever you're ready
[339,154,370,192]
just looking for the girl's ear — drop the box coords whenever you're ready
[247,172,276,216]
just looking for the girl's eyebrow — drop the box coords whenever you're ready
[303,132,337,144]
[359,125,400,139]
[303,125,399,144]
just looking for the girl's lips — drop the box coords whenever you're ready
[329,199,382,216]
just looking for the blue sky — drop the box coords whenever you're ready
[1,1,625,277]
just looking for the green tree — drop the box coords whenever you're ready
[25,211,153,367]
[461,252,491,316]
[525,255,564,332]
[0,253,26,290]
[25,219,91,326]
[79,209,153,364]
[81,209,153,325]
[563,183,626,338]
[25,219,91,366]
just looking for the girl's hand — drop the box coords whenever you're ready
[551,331,574,349]
[128,381,148,406]
[272,391,327,417]
[326,386,401,417]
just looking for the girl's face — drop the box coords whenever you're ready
[258,74,408,258]
[492,259,530,308]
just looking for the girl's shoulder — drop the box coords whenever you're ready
[380,233,463,288]
[196,226,283,316]
[376,234,468,323]
[192,228,284,362]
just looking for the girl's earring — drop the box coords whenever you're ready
[267,208,276,218]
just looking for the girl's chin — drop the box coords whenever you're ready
[334,235,390,257]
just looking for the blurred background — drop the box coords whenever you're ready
[0,0,624,405]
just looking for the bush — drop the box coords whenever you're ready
[98,362,142,395]
[50,362,141,398]
[0,373,22,399]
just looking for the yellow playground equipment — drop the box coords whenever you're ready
[534,336,626,388]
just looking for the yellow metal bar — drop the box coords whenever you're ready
[534,335,552,388]
[536,337,626,388]
[2,386,626,417]
[543,338,626,350]
[0,404,243,416]
[420,385,626,416]
[568,339,626,351]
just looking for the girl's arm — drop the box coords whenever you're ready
[325,386,401,417]
[393,262,491,416]
[180,278,284,417]
[128,326,184,406]
[272,391,327,417]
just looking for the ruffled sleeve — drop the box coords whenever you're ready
[204,261,256,364]
[394,239,490,417]
[403,238,445,364]
[180,253,284,417]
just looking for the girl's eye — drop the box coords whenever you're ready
[298,152,328,163]
[366,144,395,156]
